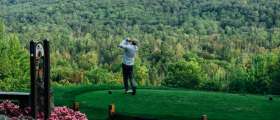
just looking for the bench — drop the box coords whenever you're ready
[0,92,30,107]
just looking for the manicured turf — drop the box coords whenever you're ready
[72,89,280,120]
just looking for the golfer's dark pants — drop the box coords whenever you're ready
[122,63,136,92]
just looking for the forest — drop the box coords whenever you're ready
[0,0,280,94]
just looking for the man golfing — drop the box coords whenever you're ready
[118,37,138,95]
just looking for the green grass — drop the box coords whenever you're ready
[53,86,280,120]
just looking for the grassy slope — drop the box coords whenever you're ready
[54,86,280,120]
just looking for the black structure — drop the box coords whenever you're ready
[29,40,37,119]
[30,39,51,120]
[43,40,51,120]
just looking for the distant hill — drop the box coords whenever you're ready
[0,0,280,94]
[1,0,279,34]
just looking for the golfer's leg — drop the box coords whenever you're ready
[122,64,129,91]
[128,66,136,93]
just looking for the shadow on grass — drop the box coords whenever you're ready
[80,101,203,120]
[113,113,196,120]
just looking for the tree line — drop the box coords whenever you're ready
[0,0,280,94]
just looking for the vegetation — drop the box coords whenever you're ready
[0,21,29,91]
[0,0,280,94]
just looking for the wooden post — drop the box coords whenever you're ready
[201,114,208,120]
[108,104,115,120]
[30,40,37,119]
[43,39,50,120]
[72,101,80,111]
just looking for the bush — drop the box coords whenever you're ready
[0,100,25,119]
[227,67,250,93]
[0,78,30,91]
[200,80,221,91]
[251,76,271,94]
[85,67,114,85]
[228,66,272,94]
[228,78,251,93]
[271,69,280,95]
[50,107,87,120]
[164,60,205,89]
[134,63,149,86]
[0,100,88,120]
[51,65,74,82]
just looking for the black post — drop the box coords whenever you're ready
[43,39,50,120]
[30,40,37,119]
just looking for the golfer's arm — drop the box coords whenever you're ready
[118,40,128,49]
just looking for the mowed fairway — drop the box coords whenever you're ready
[75,89,280,120]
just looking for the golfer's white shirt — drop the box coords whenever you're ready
[119,40,138,65]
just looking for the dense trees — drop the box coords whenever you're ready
[0,21,29,91]
[164,60,205,89]
[0,0,280,94]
